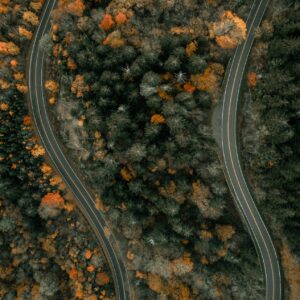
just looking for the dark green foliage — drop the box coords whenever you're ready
[187,55,207,74]
[164,55,182,72]
[46,0,266,298]
[243,4,300,256]
[0,217,15,233]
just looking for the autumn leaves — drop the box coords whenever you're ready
[100,12,128,31]
[100,12,128,48]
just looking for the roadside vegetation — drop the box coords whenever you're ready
[241,0,300,297]
[0,1,114,299]
[45,0,267,298]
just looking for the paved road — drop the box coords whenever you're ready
[27,1,131,299]
[221,1,282,299]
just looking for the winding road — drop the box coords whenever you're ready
[221,0,282,299]
[27,1,131,299]
[26,0,282,299]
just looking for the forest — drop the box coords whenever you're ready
[241,1,300,297]
[242,1,300,256]
[2,0,297,298]
[0,1,114,299]
[45,0,265,299]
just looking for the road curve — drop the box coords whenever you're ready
[26,1,131,299]
[221,1,282,300]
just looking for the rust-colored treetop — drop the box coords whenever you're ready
[115,12,127,25]
[100,14,115,31]
[41,192,64,208]
[23,115,32,126]
[247,71,257,88]
[151,114,165,124]
[95,271,110,286]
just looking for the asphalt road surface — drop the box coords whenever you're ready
[27,1,131,299]
[221,0,282,299]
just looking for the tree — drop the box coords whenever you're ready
[0,217,15,233]
[38,272,60,297]
[39,33,53,53]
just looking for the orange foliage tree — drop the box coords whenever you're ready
[209,11,247,49]
[66,0,85,17]
[45,80,59,94]
[185,40,198,57]
[171,254,194,276]
[151,114,165,124]
[18,26,33,39]
[190,63,224,100]
[102,30,125,48]
[31,144,45,157]
[215,224,235,242]
[115,12,127,25]
[71,74,90,97]
[23,11,39,26]
[247,71,257,89]
[95,272,110,286]
[0,79,10,89]
[100,14,115,31]
[23,115,32,126]
[41,192,64,207]
[0,41,20,55]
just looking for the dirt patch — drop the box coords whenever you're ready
[281,242,300,300]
